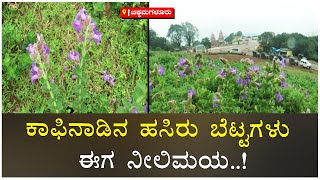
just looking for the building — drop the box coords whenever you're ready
[210,30,225,47]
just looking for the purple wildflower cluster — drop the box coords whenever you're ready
[26,34,50,83]
[67,51,80,63]
[188,89,195,99]
[72,8,102,44]
[158,66,164,76]
[212,96,220,108]
[103,70,115,87]
[216,67,238,80]
[175,58,196,77]
[30,62,42,83]
[276,92,283,102]
[279,72,286,89]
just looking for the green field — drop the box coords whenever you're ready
[2,2,148,113]
[149,51,318,113]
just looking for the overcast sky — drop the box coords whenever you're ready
[149,0,319,41]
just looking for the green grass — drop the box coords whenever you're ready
[2,2,148,113]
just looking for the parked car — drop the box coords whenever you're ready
[252,51,261,58]
[261,52,270,60]
[299,59,311,69]
[289,57,299,65]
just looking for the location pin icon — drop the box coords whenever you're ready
[122,9,126,15]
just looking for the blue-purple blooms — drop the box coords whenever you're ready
[276,92,283,102]
[26,33,50,64]
[103,70,115,87]
[280,57,286,68]
[249,65,259,72]
[212,96,220,108]
[196,62,202,69]
[132,107,138,113]
[67,51,80,63]
[72,74,77,80]
[281,81,286,89]
[229,67,238,75]
[179,70,185,77]
[179,58,186,66]
[218,69,226,78]
[236,77,250,86]
[72,8,102,45]
[30,62,41,83]
[144,102,148,113]
[149,82,153,90]
[158,66,164,76]
[188,89,195,98]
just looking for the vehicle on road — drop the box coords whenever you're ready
[252,50,261,58]
[299,59,311,69]
[289,57,299,65]
[261,52,270,60]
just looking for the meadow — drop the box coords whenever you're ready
[149,51,318,113]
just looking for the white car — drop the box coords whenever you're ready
[299,59,311,69]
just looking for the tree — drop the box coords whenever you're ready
[258,32,275,52]
[225,33,235,43]
[201,37,211,49]
[167,24,183,47]
[236,31,243,36]
[149,28,172,51]
[192,40,201,47]
[181,22,199,46]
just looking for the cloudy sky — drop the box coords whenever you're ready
[149,0,319,41]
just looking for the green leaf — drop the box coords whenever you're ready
[116,107,126,113]
[122,99,131,109]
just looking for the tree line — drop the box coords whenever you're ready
[258,32,318,61]
[150,22,212,51]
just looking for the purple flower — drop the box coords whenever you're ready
[179,58,186,66]
[179,70,185,77]
[103,70,115,86]
[149,82,153,90]
[218,69,226,78]
[188,89,195,98]
[276,92,283,102]
[281,80,286,89]
[72,75,77,80]
[30,62,41,83]
[72,20,83,33]
[76,8,87,20]
[92,29,102,44]
[196,62,202,69]
[132,107,138,113]
[63,66,68,71]
[229,68,237,75]
[213,96,219,108]
[236,77,243,85]
[50,78,54,83]
[280,72,286,78]
[26,44,35,54]
[72,8,102,45]
[249,66,259,72]
[248,59,254,64]
[144,102,148,113]
[43,44,50,55]
[158,66,164,76]
[243,78,250,86]
[72,65,76,69]
[67,51,80,63]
